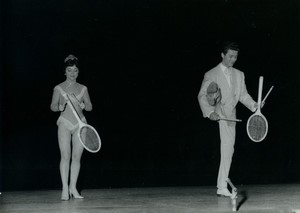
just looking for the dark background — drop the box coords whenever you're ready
[1,0,300,191]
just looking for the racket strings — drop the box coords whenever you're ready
[80,126,100,152]
[247,115,267,141]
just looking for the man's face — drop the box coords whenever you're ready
[221,49,238,68]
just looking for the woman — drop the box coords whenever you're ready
[50,54,93,200]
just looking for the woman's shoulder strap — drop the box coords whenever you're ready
[77,84,87,98]
[54,85,66,95]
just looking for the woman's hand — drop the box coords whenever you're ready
[59,94,68,111]
[79,102,85,109]
[59,104,66,111]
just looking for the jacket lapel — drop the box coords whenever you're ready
[217,66,231,102]
[230,69,236,95]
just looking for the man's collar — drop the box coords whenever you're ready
[220,63,227,72]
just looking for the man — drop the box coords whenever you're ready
[198,42,257,197]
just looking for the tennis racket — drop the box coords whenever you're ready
[261,86,274,108]
[219,118,242,122]
[246,76,268,142]
[66,94,101,153]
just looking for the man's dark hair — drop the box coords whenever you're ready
[222,41,240,55]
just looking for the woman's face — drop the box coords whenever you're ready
[65,65,79,81]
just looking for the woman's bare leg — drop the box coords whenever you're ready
[69,132,84,198]
[58,125,71,200]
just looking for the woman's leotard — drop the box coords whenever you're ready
[55,85,87,133]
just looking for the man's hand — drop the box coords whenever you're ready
[209,112,220,121]
[253,102,264,111]
[254,102,258,110]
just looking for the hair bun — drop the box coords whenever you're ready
[64,54,78,63]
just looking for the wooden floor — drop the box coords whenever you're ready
[1,184,300,213]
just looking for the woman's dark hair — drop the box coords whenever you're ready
[64,54,79,67]
[222,41,240,55]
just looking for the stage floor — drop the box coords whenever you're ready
[1,184,300,213]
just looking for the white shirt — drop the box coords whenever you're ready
[220,63,231,87]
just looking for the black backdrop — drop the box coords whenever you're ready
[1,0,300,191]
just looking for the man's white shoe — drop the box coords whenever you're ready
[217,188,232,197]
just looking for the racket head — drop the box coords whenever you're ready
[246,113,268,142]
[77,124,101,153]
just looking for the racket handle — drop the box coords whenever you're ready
[219,118,242,122]
[72,93,81,103]
[258,76,263,107]
[261,86,274,107]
